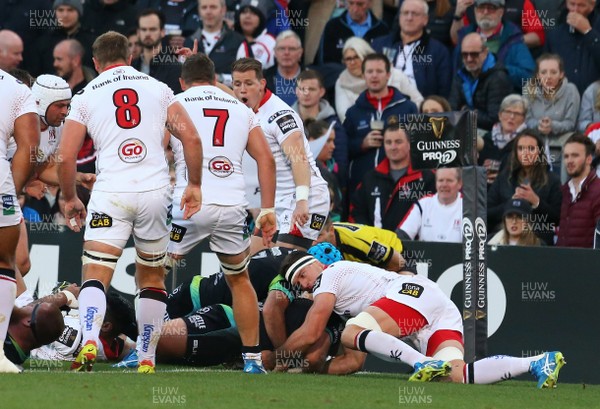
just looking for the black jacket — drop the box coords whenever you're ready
[448,58,513,130]
[349,159,436,231]
[31,25,96,77]
[317,11,388,65]
[185,25,244,75]
[131,50,182,94]
[487,168,562,245]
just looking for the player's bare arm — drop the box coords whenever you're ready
[247,126,277,245]
[262,289,290,349]
[167,101,203,219]
[326,345,367,375]
[280,131,311,227]
[11,112,40,195]
[275,292,336,369]
[36,155,96,190]
[57,119,87,232]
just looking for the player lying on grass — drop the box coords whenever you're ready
[276,252,566,388]
[156,298,343,372]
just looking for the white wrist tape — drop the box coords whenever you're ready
[255,207,275,229]
[296,185,310,201]
[61,290,79,309]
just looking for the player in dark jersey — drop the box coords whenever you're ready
[166,247,298,319]
[156,298,343,371]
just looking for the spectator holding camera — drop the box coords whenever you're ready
[487,129,562,245]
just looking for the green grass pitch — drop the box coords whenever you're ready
[0,363,597,409]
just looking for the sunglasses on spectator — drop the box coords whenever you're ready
[461,50,484,59]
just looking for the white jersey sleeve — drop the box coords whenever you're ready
[312,261,399,319]
[0,70,36,162]
[398,201,424,240]
[255,91,327,197]
[172,85,258,205]
[30,313,82,361]
[66,66,174,192]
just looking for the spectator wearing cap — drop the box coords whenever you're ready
[234,4,276,69]
[349,124,436,231]
[31,0,96,77]
[487,129,562,245]
[185,0,244,86]
[452,0,546,53]
[371,0,453,98]
[0,30,23,71]
[545,0,600,95]
[556,133,600,248]
[81,0,138,37]
[235,0,290,36]
[343,53,418,196]
[317,0,388,66]
[487,198,543,245]
[448,32,513,131]
[451,0,535,91]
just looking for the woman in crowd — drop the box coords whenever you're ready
[419,95,451,113]
[578,80,600,133]
[488,199,543,246]
[487,129,562,245]
[478,94,529,184]
[524,53,580,177]
[234,4,276,69]
[334,37,423,122]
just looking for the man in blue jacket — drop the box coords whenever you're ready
[371,0,453,98]
[343,53,418,195]
[453,0,535,91]
[449,33,513,130]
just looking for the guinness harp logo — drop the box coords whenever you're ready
[429,116,447,139]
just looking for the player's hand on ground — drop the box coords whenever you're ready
[291,201,309,228]
[181,185,202,219]
[76,172,96,190]
[255,208,277,246]
[64,197,87,232]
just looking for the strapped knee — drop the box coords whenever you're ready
[346,312,382,331]
[82,250,119,270]
[136,251,167,267]
[220,255,250,275]
[433,346,464,362]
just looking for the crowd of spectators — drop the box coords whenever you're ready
[3,0,600,248]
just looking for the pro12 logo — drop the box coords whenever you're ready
[209,156,234,177]
[118,138,147,163]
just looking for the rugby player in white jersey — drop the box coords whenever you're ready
[232,58,330,250]
[167,53,277,374]
[0,69,40,372]
[58,31,203,373]
[277,252,566,388]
